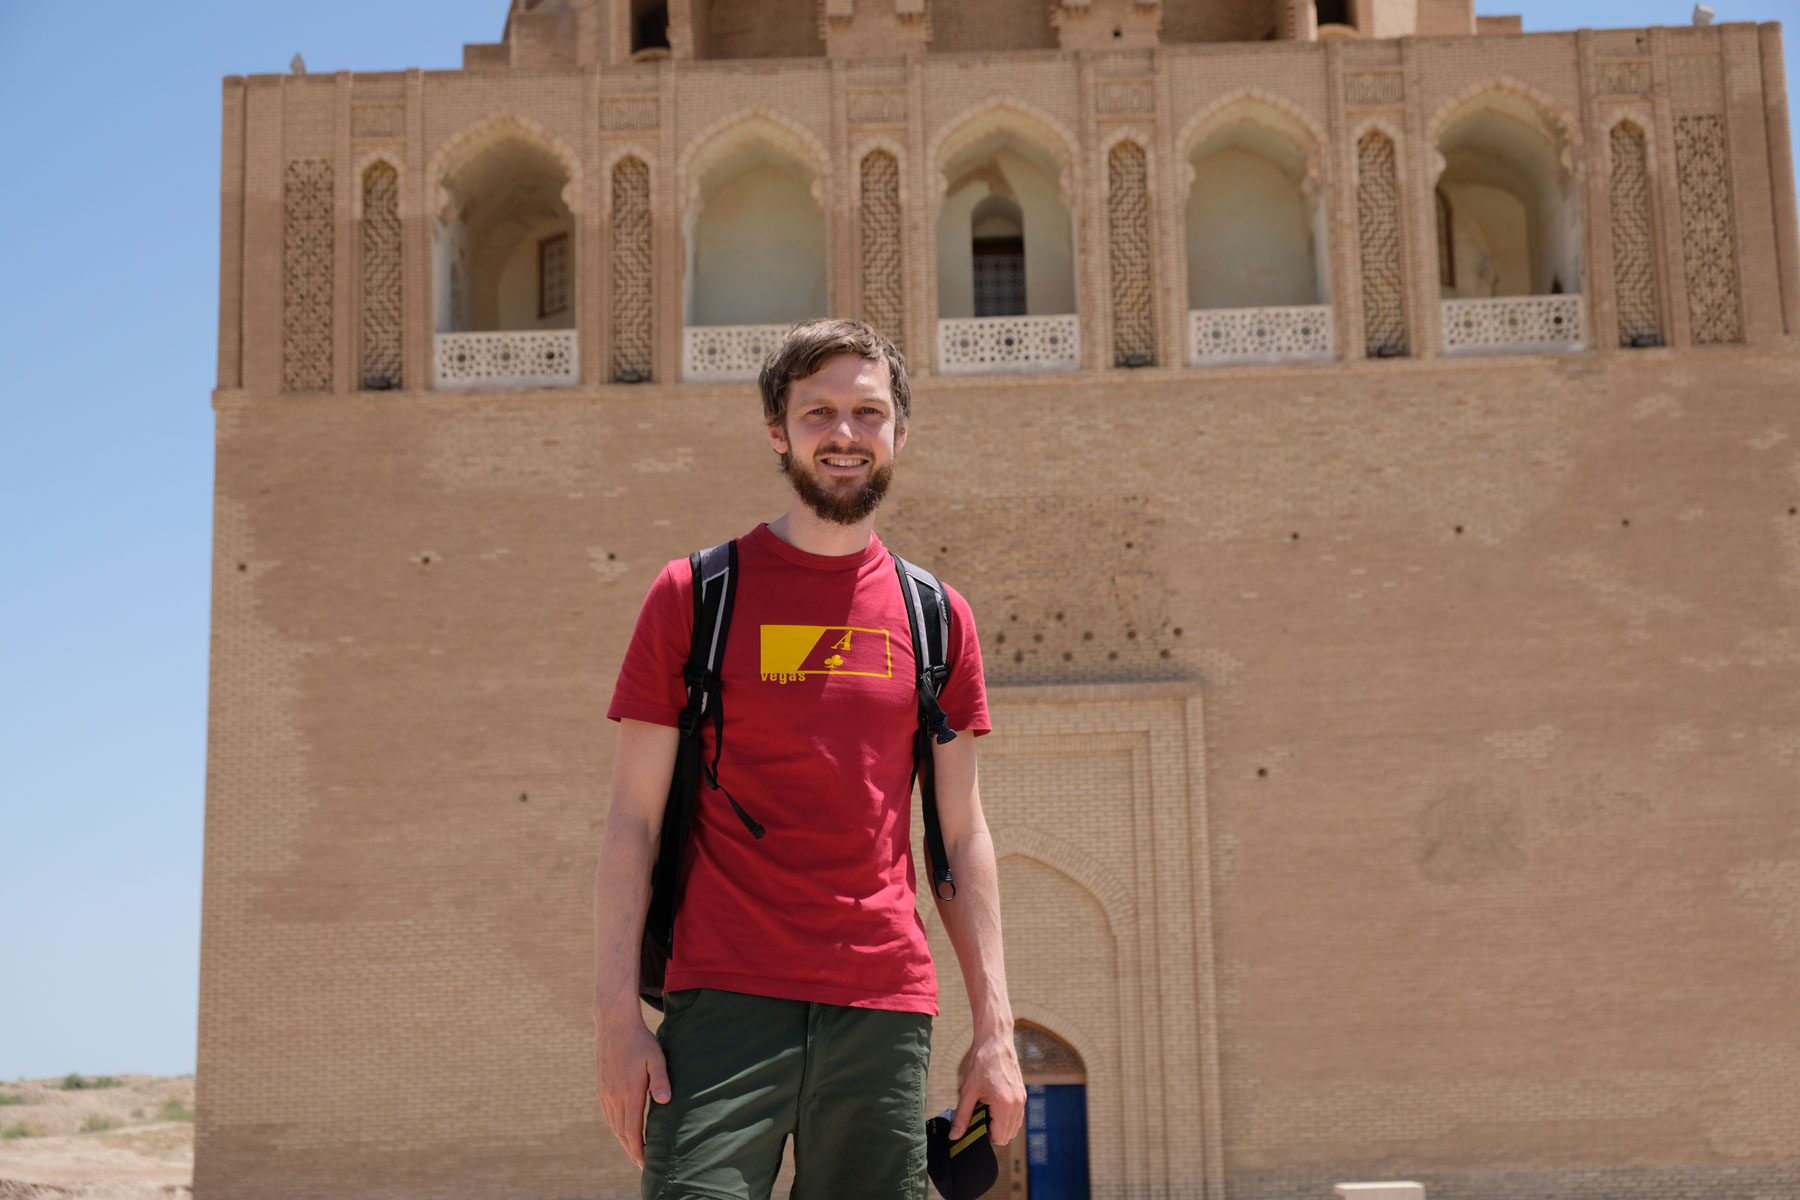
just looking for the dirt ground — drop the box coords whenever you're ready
[0,1075,193,1199]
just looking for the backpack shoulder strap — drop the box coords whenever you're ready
[892,553,956,746]
[893,551,958,901]
[680,540,738,734]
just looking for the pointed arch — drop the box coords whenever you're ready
[1431,80,1583,301]
[928,97,1082,203]
[993,826,1136,936]
[428,113,583,222]
[677,107,833,212]
[1176,88,1328,182]
[1182,92,1330,314]
[1426,77,1580,158]
[678,109,831,329]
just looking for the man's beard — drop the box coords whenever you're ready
[783,450,895,526]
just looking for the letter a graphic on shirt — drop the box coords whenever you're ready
[760,625,892,680]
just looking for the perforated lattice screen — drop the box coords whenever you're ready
[283,159,334,392]
[1356,132,1407,357]
[1015,1025,1084,1077]
[610,157,653,381]
[1673,114,1743,345]
[859,150,905,353]
[360,163,402,390]
[1608,123,1662,347]
[1107,141,1155,366]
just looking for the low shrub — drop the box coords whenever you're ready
[2,1121,39,1139]
[0,1094,24,1106]
[81,1112,119,1133]
[60,1074,124,1091]
[157,1098,195,1123]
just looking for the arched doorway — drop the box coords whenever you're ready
[1003,1023,1089,1200]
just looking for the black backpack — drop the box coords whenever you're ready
[638,539,960,1010]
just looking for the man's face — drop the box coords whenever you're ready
[769,354,907,527]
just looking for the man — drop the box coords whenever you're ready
[593,318,1025,1200]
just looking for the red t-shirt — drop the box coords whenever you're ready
[607,524,990,1014]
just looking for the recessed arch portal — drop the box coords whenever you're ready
[1183,104,1328,310]
[431,126,577,335]
[1432,89,1582,299]
[934,107,1078,321]
[682,117,829,328]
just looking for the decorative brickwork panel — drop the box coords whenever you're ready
[1673,114,1743,345]
[601,96,659,130]
[1106,141,1155,366]
[1607,122,1661,348]
[1668,55,1725,116]
[859,151,905,352]
[282,159,334,392]
[351,104,404,139]
[1096,81,1154,116]
[1355,131,1407,357]
[610,156,653,382]
[1597,60,1650,96]
[359,163,403,390]
[848,90,907,125]
[1345,72,1403,106]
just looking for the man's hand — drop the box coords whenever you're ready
[950,1029,1026,1144]
[595,1018,672,1169]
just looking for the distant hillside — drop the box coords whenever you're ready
[0,1074,193,1198]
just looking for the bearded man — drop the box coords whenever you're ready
[593,318,1025,1200]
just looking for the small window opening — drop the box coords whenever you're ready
[1316,0,1351,26]
[970,195,1026,319]
[539,232,569,318]
[632,0,670,52]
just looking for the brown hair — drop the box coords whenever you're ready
[757,318,910,432]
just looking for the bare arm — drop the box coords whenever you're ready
[592,717,681,1168]
[930,730,1027,1145]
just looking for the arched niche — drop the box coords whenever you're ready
[935,117,1077,320]
[1433,92,1582,299]
[431,132,576,333]
[683,130,827,327]
[1184,111,1328,310]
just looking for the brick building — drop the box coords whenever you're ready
[200,1,1800,1197]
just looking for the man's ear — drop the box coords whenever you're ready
[768,421,789,455]
[894,423,907,456]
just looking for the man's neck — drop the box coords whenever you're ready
[767,501,878,557]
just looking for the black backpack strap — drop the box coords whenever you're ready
[893,552,958,902]
[643,540,741,1002]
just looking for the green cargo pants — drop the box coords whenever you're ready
[642,988,933,1200]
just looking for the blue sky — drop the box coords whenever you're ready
[0,0,1794,1081]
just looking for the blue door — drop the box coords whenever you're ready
[1024,1083,1089,1200]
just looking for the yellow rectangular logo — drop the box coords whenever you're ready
[759,625,892,684]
